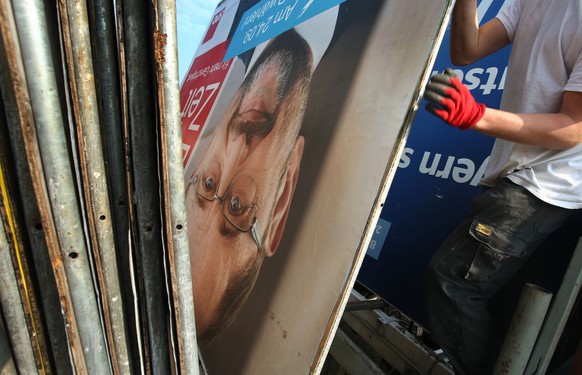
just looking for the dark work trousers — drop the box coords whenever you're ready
[427,178,576,375]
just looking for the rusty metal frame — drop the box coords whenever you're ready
[1,0,197,372]
[10,0,108,372]
[0,2,61,372]
[0,0,81,372]
[152,0,199,373]
[118,0,171,372]
[88,0,139,370]
[57,0,131,372]
[0,179,39,374]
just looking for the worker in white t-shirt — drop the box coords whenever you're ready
[423,0,582,373]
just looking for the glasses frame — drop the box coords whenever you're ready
[191,174,262,251]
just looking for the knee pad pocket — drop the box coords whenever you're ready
[464,217,526,282]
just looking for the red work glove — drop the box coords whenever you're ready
[423,68,486,130]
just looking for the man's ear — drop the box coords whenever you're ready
[263,136,305,257]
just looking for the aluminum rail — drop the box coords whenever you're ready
[115,0,147,371]
[0,1,72,370]
[152,0,199,372]
[0,197,38,375]
[58,0,130,372]
[0,318,17,374]
[89,0,138,369]
[119,0,171,372]
[493,283,552,374]
[0,142,52,372]
[525,237,582,374]
[2,0,197,372]
[10,0,108,371]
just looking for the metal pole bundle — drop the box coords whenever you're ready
[151,1,198,372]
[0,0,198,373]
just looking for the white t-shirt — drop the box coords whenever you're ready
[480,0,582,209]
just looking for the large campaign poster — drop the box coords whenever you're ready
[357,0,513,327]
[180,0,452,373]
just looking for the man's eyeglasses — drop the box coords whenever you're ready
[191,172,262,250]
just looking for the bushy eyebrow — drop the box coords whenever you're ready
[227,53,290,141]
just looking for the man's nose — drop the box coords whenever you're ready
[220,133,248,193]
[227,132,248,162]
[193,200,222,231]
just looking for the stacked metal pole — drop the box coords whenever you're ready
[88,0,139,368]
[0,0,199,372]
[57,0,131,371]
[525,237,582,374]
[152,0,199,372]
[0,0,74,371]
[0,208,38,375]
[493,283,552,374]
[10,0,108,371]
[118,0,171,372]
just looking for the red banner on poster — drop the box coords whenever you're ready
[203,8,225,43]
[180,41,232,166]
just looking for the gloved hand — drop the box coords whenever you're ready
[423,68,486,130]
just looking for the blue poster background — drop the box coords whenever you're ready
[225,0,347,60]
[357,0,512,327]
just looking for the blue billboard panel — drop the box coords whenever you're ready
[357,0,512,327]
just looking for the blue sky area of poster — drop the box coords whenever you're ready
[225,0,346,60]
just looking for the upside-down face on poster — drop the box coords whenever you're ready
[180,0,452,373]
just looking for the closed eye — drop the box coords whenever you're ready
[219,221,239,239]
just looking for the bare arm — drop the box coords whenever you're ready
[473,91,582,150]
[450,0,511,65]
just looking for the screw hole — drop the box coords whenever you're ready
[99,215,106,221]
[176,224,183,231]
[68,252,78,259]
